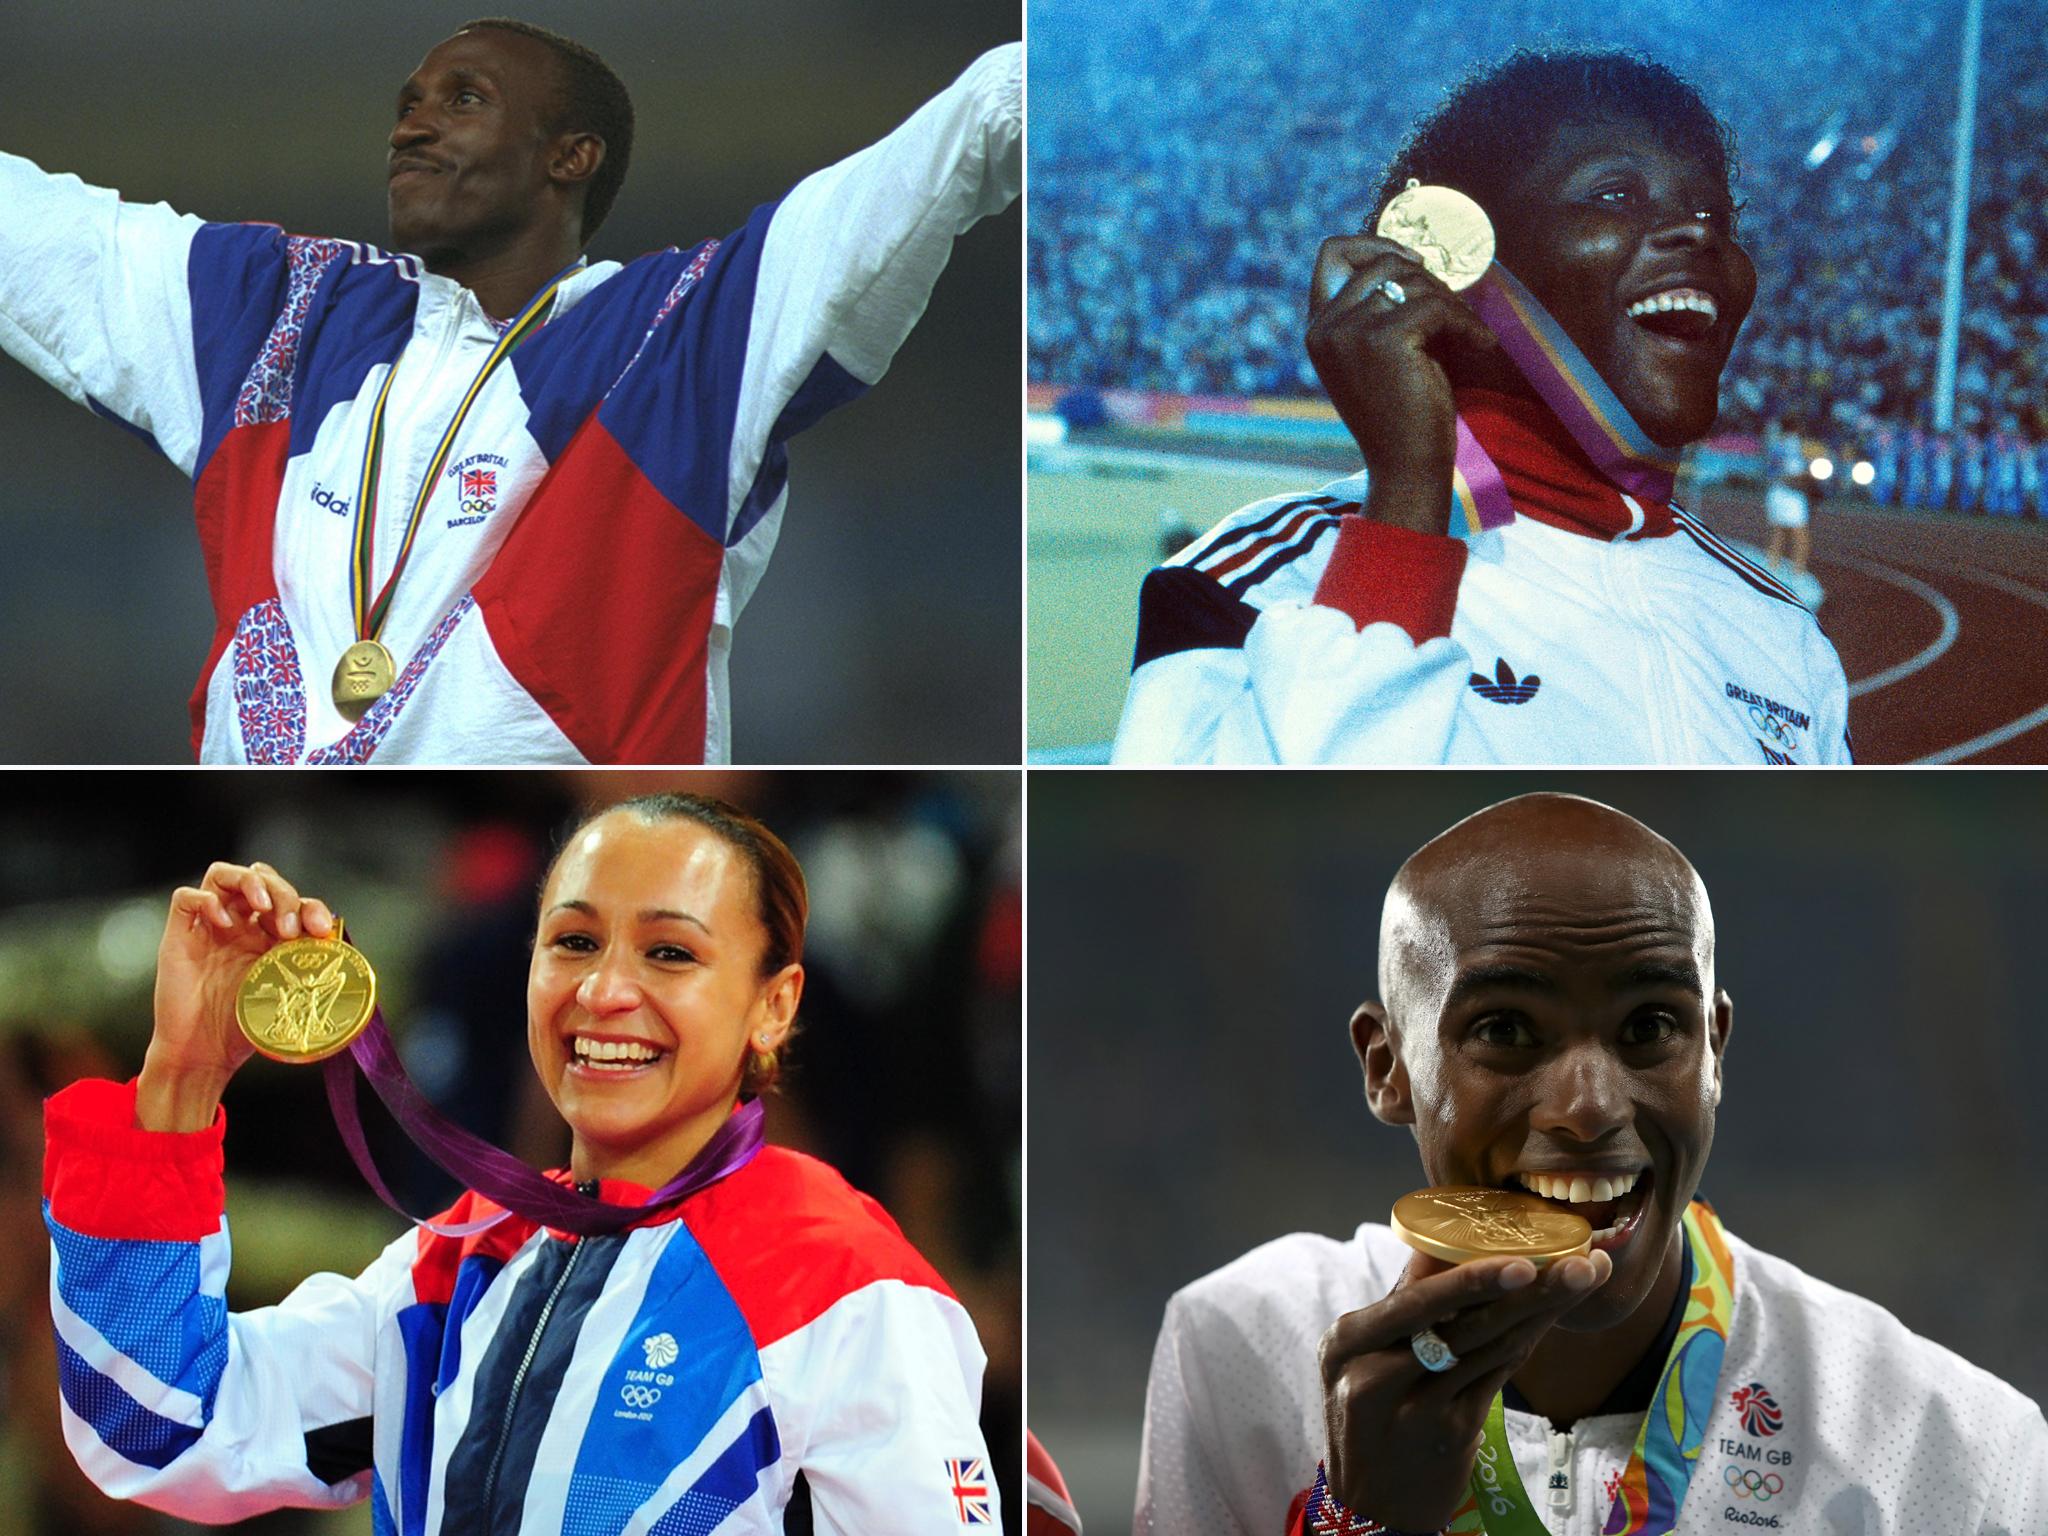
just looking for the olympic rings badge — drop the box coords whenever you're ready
[620,1384,662,1409]
[1724,1465,1785,1500]
[1748,705,1800,753]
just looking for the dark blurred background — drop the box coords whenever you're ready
[0,0,1020,763]
[1029,771,2048,1533]
[0,768,1021,1535]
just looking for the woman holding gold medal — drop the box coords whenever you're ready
[41,793,1000,1533]
[1111,51,1852,765]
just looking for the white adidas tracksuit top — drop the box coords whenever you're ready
[1111,471,1854,766]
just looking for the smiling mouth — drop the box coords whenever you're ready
[1625,287,1720,345]
[568,1036,670,1076]
[1505,1167,1656,1249]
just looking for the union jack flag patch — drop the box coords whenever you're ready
[945,1457,994,1525]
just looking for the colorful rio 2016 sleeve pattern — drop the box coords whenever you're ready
[43,1076,1000,1534]
[0,43,1021,766]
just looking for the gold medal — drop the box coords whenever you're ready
[332,639,397,721]
[234,921,377,1064]
[1375,179,1496,292]
[1392,1185,1592,1267]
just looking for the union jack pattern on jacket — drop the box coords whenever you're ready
[0,45,1020,763]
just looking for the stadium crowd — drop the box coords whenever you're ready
[1029,0,2048,510]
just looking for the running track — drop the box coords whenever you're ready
[1699,489,2048,764]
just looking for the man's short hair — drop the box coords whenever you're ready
[1373,48,1739,223]
[463,17,635,243]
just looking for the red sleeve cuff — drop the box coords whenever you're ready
[43,1077,227,1242]
[1311,517,1467,641]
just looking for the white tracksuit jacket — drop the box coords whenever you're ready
[1110,471,1854,765]
[1137,1219,2046,1535]
[44,1077,996,1534]
[0,46,1019,764]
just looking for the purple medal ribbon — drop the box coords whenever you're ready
[322,1010,765,1238]
[1445,261,1681,536]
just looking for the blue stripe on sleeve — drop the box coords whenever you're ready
[46,1207,228,1411]
[728,351,869,546]
[186,222,299,479]
[646,1408,780,1536]
[54,1333,204,1470]
[560,1223,764,1536]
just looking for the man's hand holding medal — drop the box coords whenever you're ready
[1315,1186,1610,1533]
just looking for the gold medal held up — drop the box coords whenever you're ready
[332,639,397,721]
[1392,1186,1592,1266]
[1375,179,1495,292]
[235,919,378,1064]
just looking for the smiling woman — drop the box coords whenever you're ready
[1110,48,1852,766]
[37,791,1001,1533]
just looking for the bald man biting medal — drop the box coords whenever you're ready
[1136,794,2047,1535]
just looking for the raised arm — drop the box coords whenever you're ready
[0,151,210,474]
[724,43,1020,543]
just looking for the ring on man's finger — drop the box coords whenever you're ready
[1410,1326,1458,1372]
[1374,277,1407,307]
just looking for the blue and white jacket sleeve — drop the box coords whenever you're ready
[720,43,1020,539]
[766,1279,998,1534]
[1112,514,1474,764]
[0,151,208,475]
[42,1076,409,1523]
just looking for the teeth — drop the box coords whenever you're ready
[572,1037,661,1066]
[1517,1169,1641,1203]
[1626,290,1718,322]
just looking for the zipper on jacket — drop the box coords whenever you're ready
[478,1216,589,1529]
[1545,1425,1574,1514]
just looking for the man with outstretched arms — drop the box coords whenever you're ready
[1137,793,2046,1534]
[1110,53,1849,765]
[0,19,1019,763]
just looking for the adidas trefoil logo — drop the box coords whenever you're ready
[1469,657,1541,704]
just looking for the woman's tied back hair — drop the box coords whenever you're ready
[461,16,636,242]
[1373,48,1740,228]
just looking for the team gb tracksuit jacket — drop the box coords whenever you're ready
[1138,1214,2048,1535]
[1111,390,1853,765]
[43,1078,998,1535]
[0,46,1019,763]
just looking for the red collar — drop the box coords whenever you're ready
[1458,387,1675,542]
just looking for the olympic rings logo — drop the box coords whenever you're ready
[1748,706,1799,751]
[619,1384,662,1409]
[1724,1466,1784,1500]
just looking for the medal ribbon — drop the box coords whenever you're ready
[347,261,579,644]
[1444,262,1680,536]
[1445,1201,1736,1536]
[320,1010,765,1238]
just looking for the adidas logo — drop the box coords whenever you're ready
[1756,739,1794,764]
[1469,658,1540,704]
